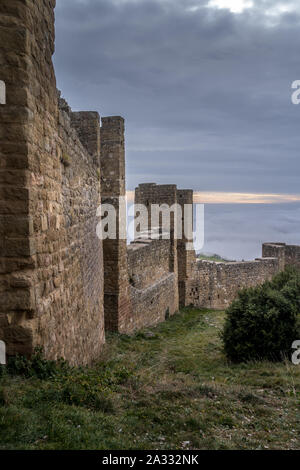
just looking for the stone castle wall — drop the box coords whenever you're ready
[262,243,300,271]
[0,0,105,365]
[184,243,300,310]
[186,257,279,310]
[127,239,178,331]
[128,239,170,290]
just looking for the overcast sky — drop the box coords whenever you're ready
[53,0,300,196]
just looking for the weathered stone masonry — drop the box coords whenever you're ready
[262,243,300,271]
[128,238,178,331]
[0,0,183,361]
[0,0,104,364]
[0,1,299,364]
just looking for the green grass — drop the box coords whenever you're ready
[0,308,299,450]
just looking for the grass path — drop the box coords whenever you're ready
[0,308,299,450]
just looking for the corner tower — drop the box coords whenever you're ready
[0,0,105,364]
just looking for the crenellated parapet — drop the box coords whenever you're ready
[262,243,300,271]
[135,183,180,311]
[100,116,131,333]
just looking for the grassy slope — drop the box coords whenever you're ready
[0,308,299,450]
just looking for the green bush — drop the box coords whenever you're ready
[222,267,300,363]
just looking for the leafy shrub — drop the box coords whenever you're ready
[222,267,300,363]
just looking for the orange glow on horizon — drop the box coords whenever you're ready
[126,191,300,204]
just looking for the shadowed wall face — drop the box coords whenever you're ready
[0,0,105,365]
[262,243,300,271]
[187,257,279,310]
[176,189,196,307]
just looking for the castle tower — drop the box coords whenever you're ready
[100,117,131,332]
[135,183,180,312]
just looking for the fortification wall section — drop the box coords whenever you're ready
[128,239,170,289]
[187,257,280,310]
[1,0,299,364]
[127,239,178,332]
[135,183,180,312]
[0,0,35,357]
[100,116,131,334]
[0,0,104,364]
